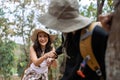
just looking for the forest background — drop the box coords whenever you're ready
[0,0,116,80]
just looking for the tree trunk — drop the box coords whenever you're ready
[106,0,120,80]
[97,0,105,21]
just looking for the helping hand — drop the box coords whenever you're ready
[46,58,55,66]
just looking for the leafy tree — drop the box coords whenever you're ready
[0,6,16,80]
[79,2,97,21]
[17,53,28,77]
[0,40,16,80]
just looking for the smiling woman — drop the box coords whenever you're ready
[22,28,57,80]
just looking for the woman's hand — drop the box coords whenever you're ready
[46,58,55,66]
[43,51,57,59]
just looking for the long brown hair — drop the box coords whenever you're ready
[33,32,52,58]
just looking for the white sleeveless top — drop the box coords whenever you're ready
[30,59,48,74]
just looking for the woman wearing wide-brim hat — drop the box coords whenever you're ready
[22,28,57,80]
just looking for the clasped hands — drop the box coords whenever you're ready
[43,50,57,66]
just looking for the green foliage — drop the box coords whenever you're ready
[79,0,113,21]
[107,0,113,8]
[0,41,16,79]
[0,8,5,16]
[17,53,28,77]
[79,2,97,21]
[105,0,114,13]
[53,33,62,49]
[0,8,5,19]
[0,8,7,27]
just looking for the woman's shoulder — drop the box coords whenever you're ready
[30,45,34,50]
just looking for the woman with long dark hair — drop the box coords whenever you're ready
[22,28,57,80]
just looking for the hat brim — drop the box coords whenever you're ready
[38,13,92,32]
[31,29,56,42]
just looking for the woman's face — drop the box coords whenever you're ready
[37,32,49,47]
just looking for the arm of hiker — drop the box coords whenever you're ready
[29,46,52,66]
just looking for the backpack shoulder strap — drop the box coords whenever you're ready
[80,22,102,76]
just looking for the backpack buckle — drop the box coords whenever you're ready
[95,68,102,76]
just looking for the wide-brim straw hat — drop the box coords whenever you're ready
[31,28,56,42]
[38,0,92,33]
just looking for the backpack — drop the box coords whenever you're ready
[77,22,104,80]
